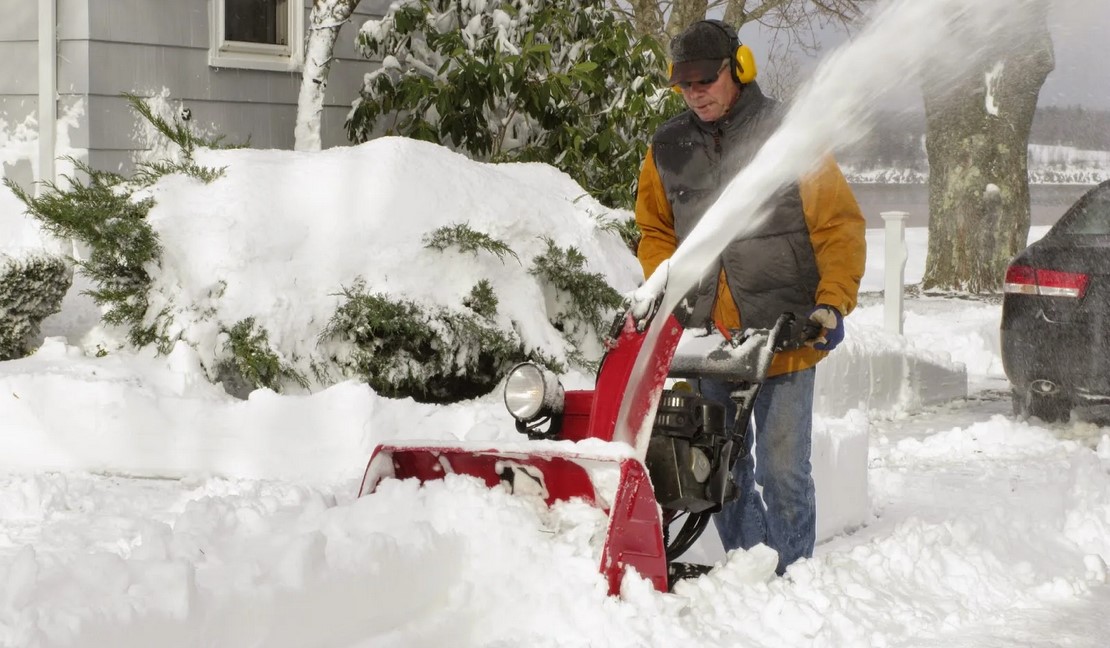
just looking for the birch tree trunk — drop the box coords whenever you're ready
[295,0,361,152]
[921,10,1054,292]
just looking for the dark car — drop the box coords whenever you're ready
[1001,179,1110,423]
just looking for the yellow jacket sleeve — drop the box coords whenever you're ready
[633,147,676,281]
[802,155,866,315]
[770,156,866,377]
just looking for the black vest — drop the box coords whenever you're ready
[650,82,819,329]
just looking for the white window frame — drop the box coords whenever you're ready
[208,0,304,72]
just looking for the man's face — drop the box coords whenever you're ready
[676,61,740,123]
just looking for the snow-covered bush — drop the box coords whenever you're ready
[8,123,641,402]
[6,163,167,348]
[346,0,678,209]
[4,95,233,353]
[147,138,641,400]
[318,221,627,402]
[0,254,71,360]
[320,279,528,403]
[530,237,623,369]
[218,317,308,397]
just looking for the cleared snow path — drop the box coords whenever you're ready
[3,389,1109,647]
[852,391,1110,647]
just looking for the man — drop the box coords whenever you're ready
[635,19,865,575]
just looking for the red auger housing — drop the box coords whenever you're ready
[359,310,812,595]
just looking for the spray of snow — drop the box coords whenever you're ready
[616,0,1054,453]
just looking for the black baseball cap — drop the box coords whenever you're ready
[669,21,734,85]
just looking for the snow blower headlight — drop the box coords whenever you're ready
[503,363,564,438]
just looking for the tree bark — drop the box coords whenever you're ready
[295,0,360,152]
[921,9,1054,293]
[667,0,710,38]
[626,0,664,38]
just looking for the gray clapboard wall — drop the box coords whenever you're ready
[0,0,388,176]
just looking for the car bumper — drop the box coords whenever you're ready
[1001,306,1110,403]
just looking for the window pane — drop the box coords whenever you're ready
[225,0,286,45]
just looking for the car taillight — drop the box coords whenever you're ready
[1003,265,1089,298]
[1003,265,1038,295]
[1036,268,1090,297]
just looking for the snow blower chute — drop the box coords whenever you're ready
[358,307,818,595]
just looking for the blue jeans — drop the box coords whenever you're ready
[699,367,816,575]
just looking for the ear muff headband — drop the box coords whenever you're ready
[669,19,758,92]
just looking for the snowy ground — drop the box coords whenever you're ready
[3,285,1110,647]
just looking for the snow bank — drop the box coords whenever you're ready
[0,337,516,482]
[143,137,639,385]
[0,308,975,553]
[815,321,967,418]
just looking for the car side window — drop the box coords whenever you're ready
[1054,187,1110,235]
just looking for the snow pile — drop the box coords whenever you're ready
[139,137,638,389]
[843,166,929,184]
[4,390,1108,647]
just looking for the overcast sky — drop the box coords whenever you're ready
[743,0,1110,110]
[1039,0,1110,108]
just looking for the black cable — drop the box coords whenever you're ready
[665,511,712,562]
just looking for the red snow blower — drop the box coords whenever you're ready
[358,307,818,595]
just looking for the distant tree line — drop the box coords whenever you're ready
[838,111,928,171]
[1029,105,1110,150]
[837,106,1110,171]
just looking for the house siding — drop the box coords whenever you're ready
[0,0,89,186]
[1,0,388,179]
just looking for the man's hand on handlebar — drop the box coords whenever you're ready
[806,305,844,351]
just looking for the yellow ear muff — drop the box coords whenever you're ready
[667,62,683,94]
[735,44,757,84]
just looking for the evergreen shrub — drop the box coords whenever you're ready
[346,0,679,209]
[423,223,520,263]
[1,96,305,396]
[218,318,308,396]
[5,163,169,348]
[463,280,498,319]
[530,237,624,347]
[0,255,71,360]
[321,279,528,403]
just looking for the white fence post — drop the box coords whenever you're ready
[881,211,908,335]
